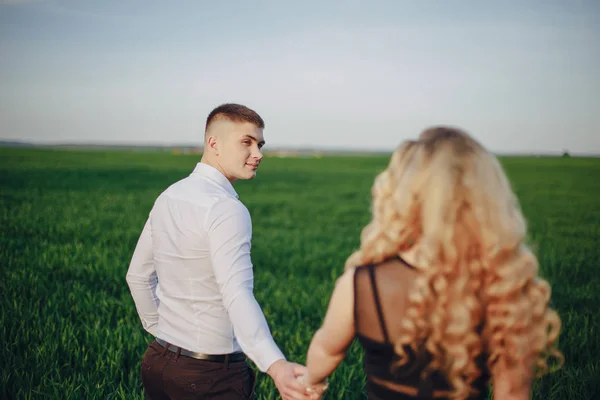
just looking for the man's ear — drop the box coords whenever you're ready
[207,136,218,155]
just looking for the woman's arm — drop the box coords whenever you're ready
[491,356,535,400]
[304,268,357,386]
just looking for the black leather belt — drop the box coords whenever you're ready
[155,338,246,363]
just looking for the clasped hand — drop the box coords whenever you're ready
[268,360,329,400]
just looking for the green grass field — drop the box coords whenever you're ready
[1,147,599,399]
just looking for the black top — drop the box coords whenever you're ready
[353,257,490,399]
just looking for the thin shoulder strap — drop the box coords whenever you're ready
[367,264,391,344]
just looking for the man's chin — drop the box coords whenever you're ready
[235,171,257,180]
[243,167,258,179]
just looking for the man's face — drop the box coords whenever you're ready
[217,122,265,182]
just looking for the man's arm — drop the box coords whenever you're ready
[206,198,313,400]
[126,216,160,336]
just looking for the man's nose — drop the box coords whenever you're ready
[253,147,263,161]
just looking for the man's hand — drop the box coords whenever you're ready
[267,359,315,400]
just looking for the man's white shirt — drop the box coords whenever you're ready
[126,162,285,372]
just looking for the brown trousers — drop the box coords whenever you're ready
[140,340,257,400]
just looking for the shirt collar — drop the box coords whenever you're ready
[192,162,238,199]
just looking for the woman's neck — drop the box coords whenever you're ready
[397,245,420,267]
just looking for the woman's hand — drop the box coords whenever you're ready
[297,374,329,399]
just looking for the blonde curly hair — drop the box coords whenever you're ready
[345,127,563,398]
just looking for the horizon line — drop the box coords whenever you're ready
[1,139,598,157]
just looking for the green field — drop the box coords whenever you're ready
[1,147,599,399]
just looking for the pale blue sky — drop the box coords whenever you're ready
[1,0,599,154]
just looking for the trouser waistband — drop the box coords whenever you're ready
[155,338,246,363]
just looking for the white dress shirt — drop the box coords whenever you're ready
[126,162,285,372]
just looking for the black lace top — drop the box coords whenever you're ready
[353,257,490,399]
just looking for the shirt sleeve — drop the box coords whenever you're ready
[126,215,160,337]
[205,198,285,372]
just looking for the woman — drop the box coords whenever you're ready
[302,127,563,399]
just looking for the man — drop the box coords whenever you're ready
[126,103,323,399]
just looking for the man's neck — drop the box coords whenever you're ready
[200,157,236,184]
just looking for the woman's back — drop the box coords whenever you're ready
[354,256,490,399]
[303,127,563,400]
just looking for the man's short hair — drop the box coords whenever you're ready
[205,103,265,132]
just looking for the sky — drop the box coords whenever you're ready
[0,0,599,154]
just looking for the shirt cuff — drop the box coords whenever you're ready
[245,337,286,372]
